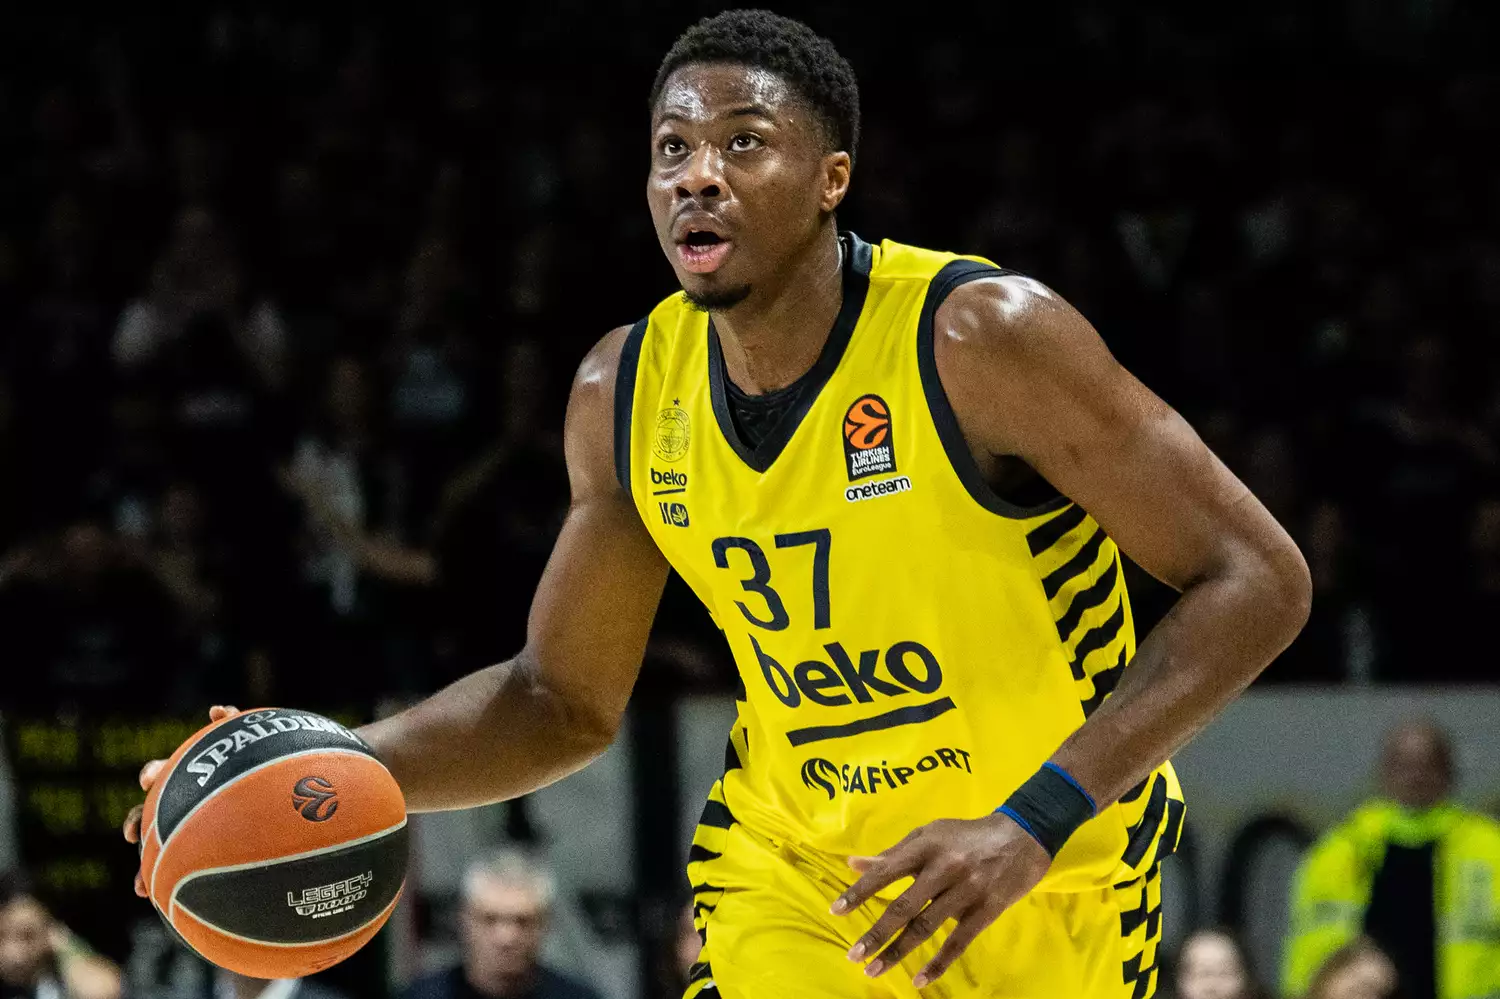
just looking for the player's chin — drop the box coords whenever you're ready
[681,274,754,312]
[676,265,752,310]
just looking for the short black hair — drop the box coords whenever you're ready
[650,9,860,164]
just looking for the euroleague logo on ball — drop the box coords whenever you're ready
[842,394,897,481]
[292,776,339,822]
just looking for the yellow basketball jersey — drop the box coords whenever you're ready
[617,233,1183,893]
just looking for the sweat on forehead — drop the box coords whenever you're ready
[654,63,829,142]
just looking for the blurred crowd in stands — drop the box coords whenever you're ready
[1,2,1498,720]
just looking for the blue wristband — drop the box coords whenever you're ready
[996,763,1097,857]
[1041,761,1097,813]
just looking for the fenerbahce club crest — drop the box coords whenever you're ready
[653,404,691,462]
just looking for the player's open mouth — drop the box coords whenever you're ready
[678,231,733,274]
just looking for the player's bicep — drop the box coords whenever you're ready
[937,278,1297,594]
[522,327,671,732]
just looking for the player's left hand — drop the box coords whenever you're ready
[830,812,1051,987]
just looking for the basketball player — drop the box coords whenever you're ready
[127,11,1310,997]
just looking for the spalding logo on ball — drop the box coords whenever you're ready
[137,708,408,979]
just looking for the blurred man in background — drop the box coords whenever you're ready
[1174,928,1261,999]
[1283,719,1500,999]
[0,872,122,999]
[401,849,600,999]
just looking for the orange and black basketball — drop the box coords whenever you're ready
[843,395,891,450]
[137,708,408,979]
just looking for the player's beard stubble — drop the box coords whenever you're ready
[683,283,753,312]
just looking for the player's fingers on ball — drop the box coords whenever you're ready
[138,759,164,791]
[134,874,147,898]
[911,907,989,988]
[122,804,144,843]
[208,704,239,722]
[847,872,942,964]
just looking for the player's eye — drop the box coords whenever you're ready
[659,136,687,157]
[729,133,763,152]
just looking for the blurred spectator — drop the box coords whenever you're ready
[1452,499,1500,656]
[1274,499,1369,682]
[0,871,122,999]
[285,354,389,619]
[1283,719,1500,999]
[280,339,567,684]
[400,849,600,999]
[674,903,701,991]
[1174,928,1261,999]
[136,481,226,629]
[120,924,350,999]
[112,206,286,391]
[1305,939,1399,999]
[0,519,190,711]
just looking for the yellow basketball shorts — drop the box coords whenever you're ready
[684,822,1164,999]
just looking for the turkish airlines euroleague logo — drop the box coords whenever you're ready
[842,394,896,481]
[292,776,339,822]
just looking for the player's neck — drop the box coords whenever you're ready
[713,226,843,394]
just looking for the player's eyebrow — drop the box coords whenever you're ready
[657,104,776,125]
[721,104,774,120]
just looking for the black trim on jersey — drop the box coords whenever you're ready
[1123,773,1170,868]
[785,695,956,746]
[706,232,873,473]
[1027,503,1088,556]
[613,318,650,493]
[916,261,1072,519]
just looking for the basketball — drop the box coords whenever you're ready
[137,708,408,979]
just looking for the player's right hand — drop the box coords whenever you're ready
[123,705,239,898]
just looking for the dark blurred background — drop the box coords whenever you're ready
[0,2,1497,998]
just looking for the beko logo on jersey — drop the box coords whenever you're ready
[651,468,688,492]
[845,475,912,503]
[751,635,942,709]
[800,746,974,799]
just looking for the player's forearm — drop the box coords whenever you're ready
[1051,545,1310,809]
[356,651,618,812]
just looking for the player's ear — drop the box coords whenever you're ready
[820,150,852,213]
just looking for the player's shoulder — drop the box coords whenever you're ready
[860,233,1086,361]
[566,323,649,490]
[937,267,1078,352]
[576,322,639,387]
[572,320,651,417]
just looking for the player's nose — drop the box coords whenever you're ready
[675,144,727,202]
